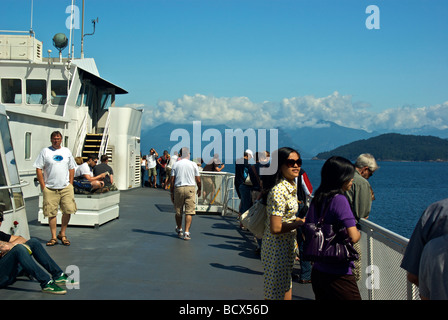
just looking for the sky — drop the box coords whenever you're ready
[2,0,448,132]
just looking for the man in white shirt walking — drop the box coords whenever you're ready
[34,131,77,246]
[147,148,158,188]
[169,147,201,240]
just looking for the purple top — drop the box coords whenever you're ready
[305,194,357,275]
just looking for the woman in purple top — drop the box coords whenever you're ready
[305,156,361,300]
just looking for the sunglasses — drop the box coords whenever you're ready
[285,158,302,168]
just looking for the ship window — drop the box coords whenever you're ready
[25,132,32,160]
[51,80,69,105]
[101,92,112,110]
[76,84,85,107]
[0,152,13,212]
[26,79,47,105]
[83,85,93,107]
[1,79,22,104]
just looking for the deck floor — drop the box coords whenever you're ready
[0,187,314,300]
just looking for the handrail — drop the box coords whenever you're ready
[359,218,409,247]
[73,112,88,157]
[98,111,110,159]
[0,180,30,190]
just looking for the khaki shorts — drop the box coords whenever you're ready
[173,186,196,216]
[148,167,157,177]
[42,184,77,218]
[165,167,172,179]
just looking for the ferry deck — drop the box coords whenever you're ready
[0,187,315,300]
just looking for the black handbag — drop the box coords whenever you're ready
[302,201,359,264]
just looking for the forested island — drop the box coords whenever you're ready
[314,133,448,161]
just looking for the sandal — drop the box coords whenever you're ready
[46,238,58,246]
[57,234,71,246]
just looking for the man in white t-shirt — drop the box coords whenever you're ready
[170,147,201,240]
[147,148,158,188]
[34,131,77,247]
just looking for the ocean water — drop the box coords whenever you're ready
[224,160,448,238]
[301,160,448,239]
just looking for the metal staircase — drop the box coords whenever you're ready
[81,133,103,161]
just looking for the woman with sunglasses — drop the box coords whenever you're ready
[260,147,305,300]
[305,156,361,300]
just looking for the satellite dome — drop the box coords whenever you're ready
[52,33,68,52]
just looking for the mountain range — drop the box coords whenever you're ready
[140,121,448,160]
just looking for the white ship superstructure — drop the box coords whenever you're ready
[0,30,142,198]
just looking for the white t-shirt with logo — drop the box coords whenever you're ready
[33,146,76,189]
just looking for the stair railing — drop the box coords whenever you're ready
[73,112,88,157]
[98,111,111,160]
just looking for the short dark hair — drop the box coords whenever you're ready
[87,154,98,161]
[51,131,62,139]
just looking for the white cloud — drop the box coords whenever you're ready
[372,102,448,130]
[129,92,448,132]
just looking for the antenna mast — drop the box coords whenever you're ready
[80,0,98,59]
[81,0,85,59]
[68,0,75,59]
[30,0,34,35]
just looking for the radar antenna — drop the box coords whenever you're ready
[52,33,68,62]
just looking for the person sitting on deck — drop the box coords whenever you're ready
[0,212,71,294]
[93,154,115,190]
[74,154,108,193]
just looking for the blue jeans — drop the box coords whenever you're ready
[238,184,253,214]
[297,228,311,281]
[0,238,63,288]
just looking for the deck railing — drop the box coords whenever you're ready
[196,171,419,300]
[358,219,419,300]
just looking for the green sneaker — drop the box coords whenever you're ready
[54,273,78,286]
[42,280,67,295]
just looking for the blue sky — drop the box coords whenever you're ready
[2,0,448,131]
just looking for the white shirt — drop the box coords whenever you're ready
[147,153,157,169]
[75,162,93,179]
[172,158,200,187]
[166,154,178,169]
[33,146,76,189]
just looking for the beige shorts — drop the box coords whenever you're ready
[148,167,157,177]
[42,184,77,218]
[173,186,196,216]
[165,167,172,179]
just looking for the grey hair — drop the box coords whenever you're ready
[355,153,379,171]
